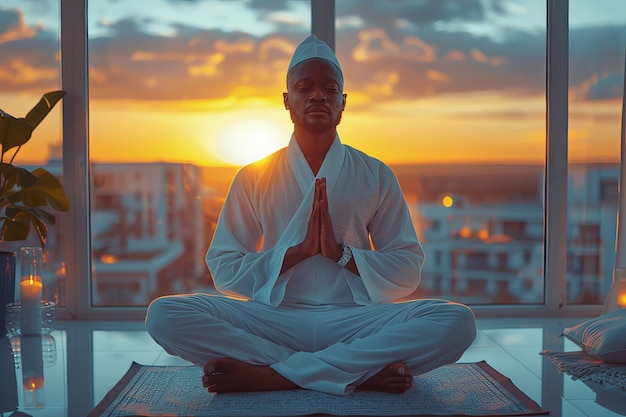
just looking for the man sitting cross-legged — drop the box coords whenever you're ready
[146,35,476,396]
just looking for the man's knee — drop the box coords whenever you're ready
[145,296,179,343]
[448,302,477,348]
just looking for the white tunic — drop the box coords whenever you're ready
[206,134,425,307]
[146,134,476,395]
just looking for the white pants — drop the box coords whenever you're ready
[145,295,476,395]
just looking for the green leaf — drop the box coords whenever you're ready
[32,207,56,225]
[30,214,48,247]
[31,168,70,211]
[24,91,66,129]
[2,208,47,247]
[1,211,31,242]
[0,91,65,156]
[0,162,19,191]
[0,115,33,154]
[15,166,37,188]
[0,91,67,246]
[5,207,21,218]
[5,168,69,211]
[7,188,48,207]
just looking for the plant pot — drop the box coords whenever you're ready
[0,251,16,337]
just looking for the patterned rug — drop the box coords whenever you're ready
[89,361,547,417]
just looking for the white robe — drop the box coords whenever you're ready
[146,134,476,395]
[206,134,425,306]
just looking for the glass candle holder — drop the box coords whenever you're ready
[19,248,43,336]
[5,301,56,336]
[21,334,44,408]
[9,333,57,368]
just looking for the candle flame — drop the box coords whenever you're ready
[23,376,44,390]
[618,293,626,308]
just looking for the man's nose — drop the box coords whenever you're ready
[310,87,327,101]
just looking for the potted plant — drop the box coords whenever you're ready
[0,90,69,248]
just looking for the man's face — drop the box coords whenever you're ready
[283,58,347,135]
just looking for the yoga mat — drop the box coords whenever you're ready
[89,361,547,417]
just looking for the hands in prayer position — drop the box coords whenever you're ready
[281,177,356,275]
[302,177,343,262]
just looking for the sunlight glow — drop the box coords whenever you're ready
[215,119,289,166]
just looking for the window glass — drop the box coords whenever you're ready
[337,1,547,304]
[87,0,310,306]
[0,1,65,307]
[566,0,625,304]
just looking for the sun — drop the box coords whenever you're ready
[215,119,290,166]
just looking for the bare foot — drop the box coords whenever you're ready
[202,358,299,393]
[357,362,413,394]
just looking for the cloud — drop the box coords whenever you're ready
[571,72,624,102]
[83,19,300,101]
[0,7,42,43]
[568,25,625,101]
[337,0,487,27]
[0,1,623,108]
[427,70,450,82]
[246,0,292,13]
[0,59,57,85]
[336,23,546,101]
[0,7,59,92]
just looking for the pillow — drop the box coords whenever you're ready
[563,309,626,363]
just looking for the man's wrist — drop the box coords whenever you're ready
[337,243,353,267]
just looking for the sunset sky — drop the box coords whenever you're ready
[1,0,624,167]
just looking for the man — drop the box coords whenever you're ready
[146,35,476,396]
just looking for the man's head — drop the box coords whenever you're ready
[286,35,343,86]
[283,35,347,135]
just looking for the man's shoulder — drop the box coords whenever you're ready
[236,148,288,178]
[343,144,395,176]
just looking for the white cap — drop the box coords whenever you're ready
[287,35,342,77]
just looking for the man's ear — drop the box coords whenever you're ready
[342,93,347,110]
[283,92,289,110]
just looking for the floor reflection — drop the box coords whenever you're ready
[583,381,626,416]
[1,318,625,417]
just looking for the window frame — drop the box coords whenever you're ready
[59,0,609,319]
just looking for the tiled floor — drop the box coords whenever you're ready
[1,317,625,417]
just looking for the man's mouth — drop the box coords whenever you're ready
[307,106,329,114]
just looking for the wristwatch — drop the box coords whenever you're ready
[337,242,353,267]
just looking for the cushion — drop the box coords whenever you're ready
[563,309,626,364]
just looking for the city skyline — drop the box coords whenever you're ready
[45,158,616,307]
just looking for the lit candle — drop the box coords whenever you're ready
[20,277,42,309]
[19,247,44,335]
[23,376,44,391]
[21,335,45,408]
[20,277,43,335]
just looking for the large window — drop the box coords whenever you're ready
[566,0,625,304]
[337,1,547,304]
[87,0,310,306]
[0,1,66,307]
[5,1,623,316]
